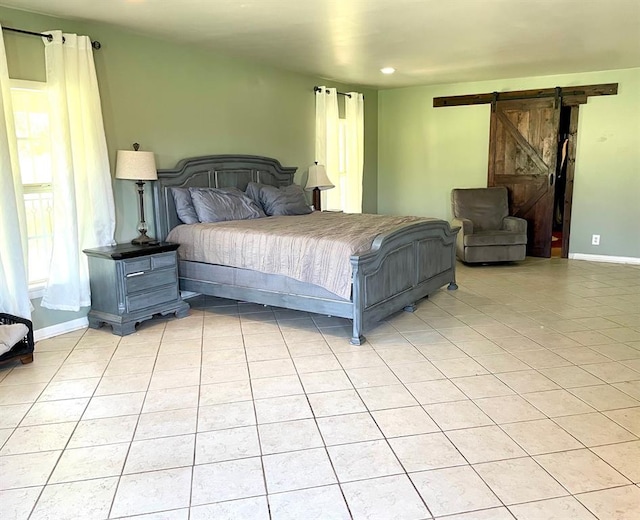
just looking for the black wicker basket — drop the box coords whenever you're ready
[0,313,35,365]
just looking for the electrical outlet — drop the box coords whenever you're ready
[592,234,600,246]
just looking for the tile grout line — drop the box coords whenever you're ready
[107,319,167,519]
[279,311,355,520]
[244,303,274,520]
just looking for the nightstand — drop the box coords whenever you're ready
[83,242,190,335]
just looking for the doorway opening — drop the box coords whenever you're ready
[553,105,578,259]
[552,106,571,257]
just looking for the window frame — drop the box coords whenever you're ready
[10,78,53,298]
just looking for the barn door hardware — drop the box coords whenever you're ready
[433,83,617,108]
[554,87,562,109]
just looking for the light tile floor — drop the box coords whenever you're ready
[1,258,640,519]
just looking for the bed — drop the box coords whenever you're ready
[152,154,459,345]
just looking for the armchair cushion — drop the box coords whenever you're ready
[464,230,527,247]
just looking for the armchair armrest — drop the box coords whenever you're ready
[502,216,527,233]
[452,218,473,236]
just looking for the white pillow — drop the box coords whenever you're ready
[0,323,29,356]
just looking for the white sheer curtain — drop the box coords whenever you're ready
[42,31,115,311]
[314,86,341,211]
[344,92,364,213]
[0,27,30,318]
[314,86,364,213]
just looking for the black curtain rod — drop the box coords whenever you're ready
[314,86,352,98]
[2,26,101,49]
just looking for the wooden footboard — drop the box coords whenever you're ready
[177,220,459,346]
[350,220,459,345]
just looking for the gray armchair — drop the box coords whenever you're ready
[451,187,527,263]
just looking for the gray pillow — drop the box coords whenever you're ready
[245,182,266,211]
[219,186,265,216]
[259,184,313,216]
[189,187,265,222]
[170,188,199,224]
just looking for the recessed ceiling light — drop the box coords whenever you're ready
[380,67,396,75]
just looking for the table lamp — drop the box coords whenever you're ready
[115,143,158,245]
[305,162,334,211]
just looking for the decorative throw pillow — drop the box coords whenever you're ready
[259,184,313,216]
[189,187,265,222]
[170,187,199,224]
[245,182,267,212]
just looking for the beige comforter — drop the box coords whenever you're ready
[167,212,430,299]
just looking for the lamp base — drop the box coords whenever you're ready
[131,233,158,246]
[312,187,322,212]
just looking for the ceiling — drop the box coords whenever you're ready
[2,0,640,88]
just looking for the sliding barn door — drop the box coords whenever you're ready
[488,98,561,257]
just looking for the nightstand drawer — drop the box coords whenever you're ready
[152,253,176,269]
[124,257,152,274]
[124,253,176,276]
[126,285,179,312]
[125,268,177,294]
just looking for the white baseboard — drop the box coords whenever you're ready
[569,253,640,265]
[34,317,88,342]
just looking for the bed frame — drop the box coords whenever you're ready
[152,155,459,345]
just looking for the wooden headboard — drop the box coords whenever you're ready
[152,155,297,240]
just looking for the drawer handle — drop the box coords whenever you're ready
[126,271,146,278]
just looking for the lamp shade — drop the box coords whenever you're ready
[115,150,157,181]
[305,163,334,191]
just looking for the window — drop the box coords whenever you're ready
[337,118,348,210]
[10,80,54,292]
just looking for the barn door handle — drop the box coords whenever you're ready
[549,173,555,186]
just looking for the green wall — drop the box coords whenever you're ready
[378,68,640,259]
[0,6,378,330]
